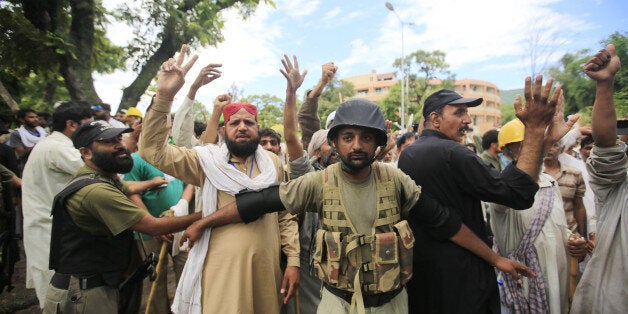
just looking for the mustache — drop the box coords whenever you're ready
[348,152,367,158]
[458,125,471,133]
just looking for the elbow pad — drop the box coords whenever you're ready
[236,184,285,223]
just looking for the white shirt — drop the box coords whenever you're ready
[21,132,83,307]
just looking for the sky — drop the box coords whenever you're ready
[95,0,627,114]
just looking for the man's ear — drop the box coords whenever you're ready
[428,112,440,128]
[79,147,92,160]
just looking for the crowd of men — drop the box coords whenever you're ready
[0,42,625,314]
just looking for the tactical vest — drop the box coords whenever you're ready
[49,174,134,285]
[312,162,415,295]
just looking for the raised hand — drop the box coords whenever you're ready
[545,89,580,146]
[280,54,308,92]
[583,44,621,82]
[514,75,560,130]
[321,62,338,85]
[156,44,199,101]
[214,93,232,112]
[191,64,222,90]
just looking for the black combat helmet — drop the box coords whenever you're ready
[327,99,387,146]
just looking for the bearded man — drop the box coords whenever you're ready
[44,121,201,314]
[139,45,299,314]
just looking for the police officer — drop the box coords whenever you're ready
[181,99,533,313]
[44,121,201,314]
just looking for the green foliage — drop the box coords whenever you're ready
[604,32,628,118]
[548,31,628,118]
[240,93,285,129]
[500,102,516,125]
[548,49,594,115]
[317,78,356,129]
[192,100,210,122]
[115,0,267,72]
[385,49,455,129]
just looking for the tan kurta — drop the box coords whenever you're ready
[140,97,299,314]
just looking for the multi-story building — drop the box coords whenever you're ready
[343,72,502,134]
[342,70,397,102]
[454,78,502,135]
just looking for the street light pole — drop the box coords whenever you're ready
[386,2,405,130]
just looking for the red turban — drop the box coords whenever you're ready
[222,103,258,123]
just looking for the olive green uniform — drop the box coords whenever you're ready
[43,166,145,314]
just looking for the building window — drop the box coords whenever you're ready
[462,85,467,92]
[375,88,382,94]
[358,89,368,96]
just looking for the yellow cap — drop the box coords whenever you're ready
[498,119,525,150]
[124,107,143,118]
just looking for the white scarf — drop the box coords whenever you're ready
[16,125,46,147]
[171,144,277,314]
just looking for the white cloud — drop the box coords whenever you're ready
[280,0,321,17]
[323,7,342,22]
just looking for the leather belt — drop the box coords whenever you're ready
[50,273,106,290]
[323,283,403,308]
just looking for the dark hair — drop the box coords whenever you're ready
[16,109,37,120]
[580,134,594,148]
[37,112,51,119]
[396,132,418,149]
[52,102,93,132]
[481,129,499,150]
[423,107,444,127]
[259,128,282,142]
[193,121,207,137]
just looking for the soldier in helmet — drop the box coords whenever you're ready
[181,98,534,313]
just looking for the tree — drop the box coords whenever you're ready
[384,49,454,129]
[0,0,268,113]
[549,32,628,118]
[240,93,284,129]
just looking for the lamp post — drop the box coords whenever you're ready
[386,2,407,130]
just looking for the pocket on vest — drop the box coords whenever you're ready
[373,232,399,292]
[394,220,415,285]
[313,229,343,285]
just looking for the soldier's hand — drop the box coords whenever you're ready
[494,256,535,285]
[281,266,300,304]
[180,220,204,249]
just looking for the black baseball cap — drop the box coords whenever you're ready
[72,120,133,149]
[423,89,483,119]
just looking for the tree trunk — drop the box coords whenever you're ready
[118,0,246,110]
[118,30,180,110]
[60,0,102,104]
[0,80,20,112]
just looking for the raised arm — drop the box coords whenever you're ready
[139,44,205,186]
[513,75,561,181]
[201,93,231,145]
[280,54,307,161]
[583,44,621,147]
[299,62,337,148]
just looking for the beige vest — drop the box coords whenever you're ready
[313,162,415,295]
